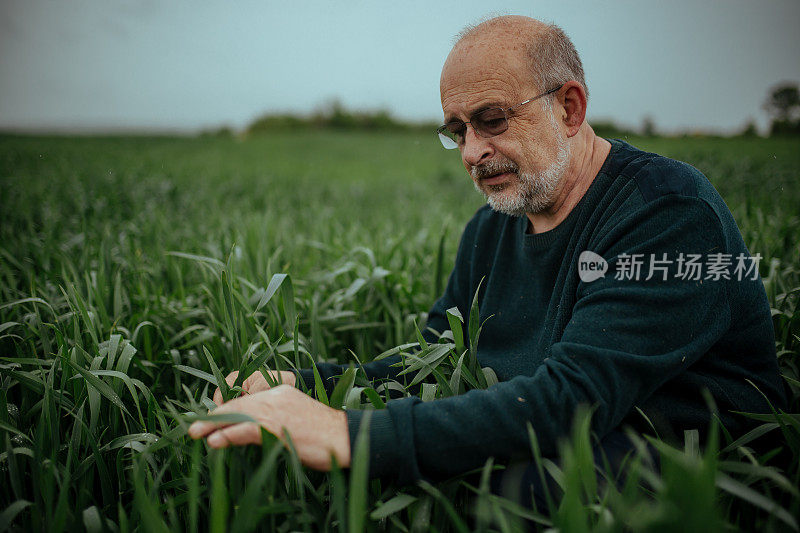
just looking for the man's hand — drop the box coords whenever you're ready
[213,369,297,406]
[188,385,351,471]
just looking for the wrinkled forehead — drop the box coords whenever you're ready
[441,38,528,84]
[440,39,534,114]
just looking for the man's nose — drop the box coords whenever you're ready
[461,126,494,167]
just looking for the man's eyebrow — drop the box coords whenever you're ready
[443,103,504,124]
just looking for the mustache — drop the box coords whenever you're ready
[470,160,519,180]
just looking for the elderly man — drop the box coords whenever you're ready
[189,15,786,500]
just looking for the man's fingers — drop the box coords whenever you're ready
[190,389,278,438]
[188,410,239,438]
[214,370,279,405]
[189,393,252,437]
[243,372,268,393]
[207,422,263,448]
[189,387,350,470]
[213,389,223,406]
[188,419,224,438]
[213,371,241,406]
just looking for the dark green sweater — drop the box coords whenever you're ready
[298,139,787,484]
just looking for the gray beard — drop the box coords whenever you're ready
[471,104,571,217]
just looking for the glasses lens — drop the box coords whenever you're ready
[438,131,458,149]
[437,122,465,149]
[473,108,508,137]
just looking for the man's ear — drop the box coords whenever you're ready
[558,81,587,138]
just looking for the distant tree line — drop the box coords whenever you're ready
[200,82,800,138]
[244,100,438,136]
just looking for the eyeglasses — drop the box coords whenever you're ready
[436,85,563,149]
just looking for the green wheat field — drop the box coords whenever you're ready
[1,131,798,531]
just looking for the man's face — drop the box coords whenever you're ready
[440,40,571,216]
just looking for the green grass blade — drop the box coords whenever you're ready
[370,493,417,520]
[446,307,465,355]
[209,449,229,533]
[202,346,230,402]
[254,273,288,314]
[63,358,131,418]
[329,365,357,410]
[175,365,218,387]
[311,363,330,406]
[716,472,799,531]
[348,411,372,533]
[0,500,32,531]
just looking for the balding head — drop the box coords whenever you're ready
[442,15,587,100]
[454,15,547,46]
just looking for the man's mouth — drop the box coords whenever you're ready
[480,171,514,186]
[471,161,519,188]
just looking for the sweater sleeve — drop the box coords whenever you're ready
[295,354,410,397]
[346,195,735,484]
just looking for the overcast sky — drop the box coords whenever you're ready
[1,0,798,134]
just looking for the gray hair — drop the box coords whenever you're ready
[455,17,588,100]
[531,24,588,100]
